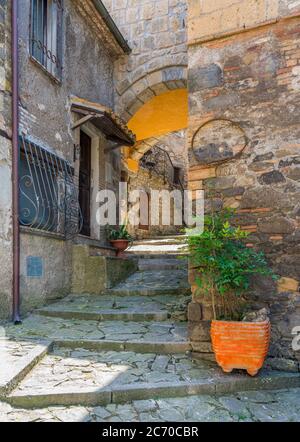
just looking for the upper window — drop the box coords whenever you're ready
[30,0,63,80]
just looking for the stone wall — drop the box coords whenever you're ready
[0,1,12,319]
[71,244,137,294]
[20,231,72,313]
[102,0,188,120]
[187,0,300,369]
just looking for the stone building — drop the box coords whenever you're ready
[187,0,300,368]
[0,0,136,319]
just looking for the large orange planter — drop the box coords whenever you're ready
[211,320,271,376]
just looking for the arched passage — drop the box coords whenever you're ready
[124,87,188,172]
[128,89,188,141]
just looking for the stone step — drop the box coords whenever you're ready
[7,347,300,409]
[109,269,190,297]
[36,294,190,323]
[127,247,188,256]
[127,236,188,256]
[4,315,189,347]
[138,258,188,271]
[37,309,169,322]
[132,236,187,247]
[107,287,191,297]
[127,253,188,260]
[54,340,191,354]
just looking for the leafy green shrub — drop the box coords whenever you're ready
[107,225,132,241]
[188,208,276,320]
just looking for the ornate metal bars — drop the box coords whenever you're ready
[19,136,82,239]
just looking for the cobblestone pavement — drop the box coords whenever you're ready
[13,349,222,394]
[1,389,300,422]
[1,249,299,422]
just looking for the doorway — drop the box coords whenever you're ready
[139,191,150,231]
[79,130,91,236]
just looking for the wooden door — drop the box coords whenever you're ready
[139,191,150,230]
[79,131,91,236]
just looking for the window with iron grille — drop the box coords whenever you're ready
[30,0,63,80]
[19,136,82,238]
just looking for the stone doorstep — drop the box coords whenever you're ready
[138,261,188,271]
[127,254,187,260]
[138,264,187,271]
[0,342,52,397]
[53,340,192,354]
[36,309,169,322]
[107,288,191,297]
[127,251,188,256]
[6,374,300,410]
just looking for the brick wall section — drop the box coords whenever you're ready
[0,1,13,319]
[187,12,300,368]
[102,0,187,119]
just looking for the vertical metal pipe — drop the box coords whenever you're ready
[12,0,21,324]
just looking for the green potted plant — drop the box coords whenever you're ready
[188,206,277,376]
[108,225,132,257]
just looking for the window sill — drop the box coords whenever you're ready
[29,56,62,86]
[20,226,66,241]
[74,235,115,251]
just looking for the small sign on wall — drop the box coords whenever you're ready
[26,256,43,278]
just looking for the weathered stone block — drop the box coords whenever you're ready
[188,320,211,342]
[277,277,299,293]
[241,187,290,210]
[258,170,286,185]
[258,216,295,234]
[191,342,213,353]
[188,302,202,322]
[188,166,216,181]
[188,64,223,92]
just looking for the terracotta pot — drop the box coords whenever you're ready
[211,319,271,376]
[110,239,129,257]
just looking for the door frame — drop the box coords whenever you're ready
[78,124,101,241]
[79,130,92,237]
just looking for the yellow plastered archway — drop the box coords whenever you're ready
[125,89,188,172]
[128,89,188,141]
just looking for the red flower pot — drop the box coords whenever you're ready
[110,239,129,257]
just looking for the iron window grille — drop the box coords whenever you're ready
[30,0,63,80]
[19,136,82,238]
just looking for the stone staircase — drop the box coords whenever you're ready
[1,235,300,413]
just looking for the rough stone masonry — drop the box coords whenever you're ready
[187,0,300,370]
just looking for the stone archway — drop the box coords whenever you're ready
[119,77,188,173]
[116,66,188,121]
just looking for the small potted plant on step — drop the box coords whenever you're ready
[188,205,277,376]
[108,225,132,257]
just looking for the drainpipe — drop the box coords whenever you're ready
[12,0,21,324]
